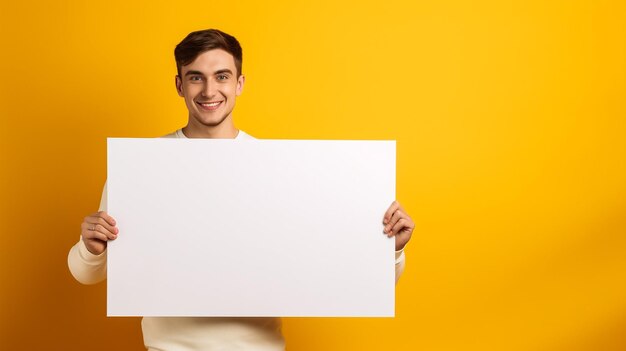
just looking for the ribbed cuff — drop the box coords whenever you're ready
[78,237,107,264]
[395,248,405,265]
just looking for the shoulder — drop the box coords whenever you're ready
[237,130,257,140]
[162,129,184,139]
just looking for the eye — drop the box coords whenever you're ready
[189,76,203,82]
[216,74,229,81]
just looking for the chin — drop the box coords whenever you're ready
[196,115,229,127]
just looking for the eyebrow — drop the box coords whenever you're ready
[214,69,233,75]
[184,70,205,76]
[184,69,233,76]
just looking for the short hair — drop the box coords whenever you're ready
[174,29,243,77]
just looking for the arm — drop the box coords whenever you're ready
[67,183,119,284]
[68,236,108,284]
[384,201,414,284]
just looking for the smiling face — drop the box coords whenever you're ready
[175,49,244,137]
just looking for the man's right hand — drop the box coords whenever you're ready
[80,211,118,255]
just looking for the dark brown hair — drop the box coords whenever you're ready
[174,29,243,77]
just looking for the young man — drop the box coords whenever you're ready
[68,29,415,351]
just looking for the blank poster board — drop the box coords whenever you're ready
[107,138,396,317]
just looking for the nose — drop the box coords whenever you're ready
[201,79,216,98]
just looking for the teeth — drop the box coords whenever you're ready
[200,102,220,107]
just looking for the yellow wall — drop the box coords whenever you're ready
[1,1,625,350]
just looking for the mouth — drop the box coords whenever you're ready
[196,100,223,111]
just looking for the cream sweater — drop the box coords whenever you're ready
[67,129,406,351]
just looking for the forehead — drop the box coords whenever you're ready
[181,49,237,74]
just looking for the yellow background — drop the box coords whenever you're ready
[1,0,625,350]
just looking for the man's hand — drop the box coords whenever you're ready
[383,201,414,251]
[80,211,118,255]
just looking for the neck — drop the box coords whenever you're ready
[182,117,239,139]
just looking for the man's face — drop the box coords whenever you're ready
[176,49,244,128]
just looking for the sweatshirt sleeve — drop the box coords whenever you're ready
[67,183,108,285]
[395,248,406,284]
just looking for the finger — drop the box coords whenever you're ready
[81,221,117,241]
[93,223,118,240]
[98,211,117,227]
[383,201,400,224]
[389,218,411,237]
[96,216,118,235]
[84,226,109,242]
[85,215,118,235]
[80,221,97,234]
[92,231,109,242]
[385,209,407,234]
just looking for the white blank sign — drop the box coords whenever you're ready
[107,138,396,317]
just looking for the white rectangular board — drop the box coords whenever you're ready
[107,138,396,317]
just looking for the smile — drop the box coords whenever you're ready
[196,101,223,110]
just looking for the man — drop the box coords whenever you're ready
[68,29,415,351]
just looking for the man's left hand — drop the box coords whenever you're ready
[383,201,415,251]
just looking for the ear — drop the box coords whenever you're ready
[175,75,184,97]
[236,74,245,96]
